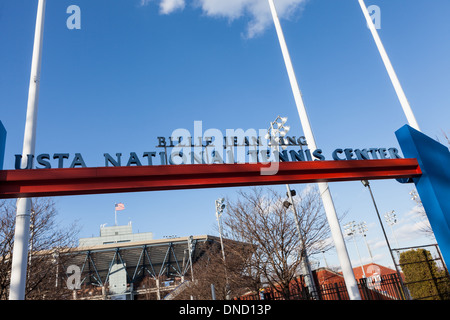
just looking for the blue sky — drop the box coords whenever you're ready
[1,0,449,270]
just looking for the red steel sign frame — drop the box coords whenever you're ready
[0,159,421,199]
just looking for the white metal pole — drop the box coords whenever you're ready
[216,213,226,263]
[352,235,366,278]
[268,0,361,300]
[357,0,420,131]
[9,0,46,300]
[389,224,400,248]
[362,234,374,263]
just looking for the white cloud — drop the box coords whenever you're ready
[160,0,186,14]
[140,0,309,38]
[140,0,186,14]
[140,0,152,6]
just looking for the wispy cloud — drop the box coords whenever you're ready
[139,0,309,38]
[160,0,186,14]
[140,0,152,6]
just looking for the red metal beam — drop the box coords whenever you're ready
[0,159,421,199]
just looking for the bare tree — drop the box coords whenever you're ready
[221,186,337,300]
[0,198,80,300]
[175,241,255,300]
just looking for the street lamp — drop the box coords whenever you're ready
[361,180,397,260]
[267,116,318,299]
[215,197,230,299]
[384,210,400,248]
[344,221,366,278]
[215,198,227,263]
[361,180,410,299]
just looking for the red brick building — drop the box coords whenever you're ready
[315,263,400,286]
[238,263,404,300]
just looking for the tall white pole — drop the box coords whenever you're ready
[9,0,46,300]
[267,0,361,300]
[357,0,420,131]
[352,235,366,278]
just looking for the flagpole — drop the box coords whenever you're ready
[9,0,46,300]
[267,0,361,300]
[357,0,420,131]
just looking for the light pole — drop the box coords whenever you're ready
[361,180,396,261]
[215,197,230,299]
[215,198,227,263]
[361,180,410,299]
[357,221,374,263]
[344,221,366,278]
[384,210,400,248]
[267,116,318,299]
[267,0,361,299]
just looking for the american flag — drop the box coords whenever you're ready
[115,203,125,211]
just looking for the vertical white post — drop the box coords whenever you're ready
[9,0,46,300]
[267,0,361,300]
[352,235,366,278]
[357,0,420,131]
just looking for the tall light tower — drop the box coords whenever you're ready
[215,197,230,299]
[215,198,227,264]
[344,221,366,278]
[361,180,410,299]
[357,221,374,263]
[384,210,400,248]
[267,0,361,299]
[267,116,318,299]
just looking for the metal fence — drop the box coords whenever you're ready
[237,273,407,301]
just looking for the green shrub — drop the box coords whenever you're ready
[399,249,450,300]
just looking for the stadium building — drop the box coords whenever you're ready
[62,224,221,300]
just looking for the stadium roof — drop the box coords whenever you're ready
[60,235,220,287]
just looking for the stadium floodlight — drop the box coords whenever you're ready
[344,221,357,237]
[344,221,366,277]
[357,221,373,263]
[409,190,419,201]
[215,198,226,214]
[267,115,290,151]
[356,221,368,236]
[384,210,397,226]
[384,210,400,248]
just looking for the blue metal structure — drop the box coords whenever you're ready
[396,125,450,268]
[0,121,6,170]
